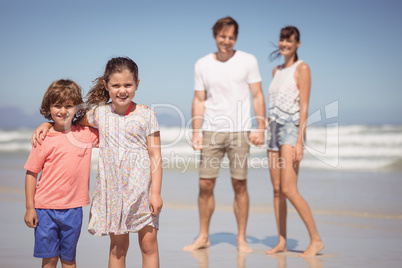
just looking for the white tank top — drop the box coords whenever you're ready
[267,60,302,125]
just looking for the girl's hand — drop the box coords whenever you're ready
[31,122,52,146]
[24,208,38,228]
[293,142,304,162]
[149,194,163,217]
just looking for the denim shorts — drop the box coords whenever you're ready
[34,207,83,262]
[266,119,299,151]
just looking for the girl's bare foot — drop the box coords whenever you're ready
[183,236,210,251]
[299,240,324,257]
[265,243,287,255]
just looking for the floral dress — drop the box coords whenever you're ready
[87,104,159,236]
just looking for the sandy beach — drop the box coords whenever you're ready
[1,150,402,267]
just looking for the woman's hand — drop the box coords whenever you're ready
[293,142,304,162]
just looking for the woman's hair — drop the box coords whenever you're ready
[86,57,139,105]
[212,16,239,38]
[269,26,300,62]
[40,79,84,122]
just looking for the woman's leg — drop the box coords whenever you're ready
[266,150,287,254]
[109,233,129,268]
[138,226,159,268]
[279,144,324,257]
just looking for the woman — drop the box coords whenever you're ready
[266,26,324,257]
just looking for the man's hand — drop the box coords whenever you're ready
[192,133,203,151]
[249,130,265,146]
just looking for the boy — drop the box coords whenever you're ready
[24,79,98,268]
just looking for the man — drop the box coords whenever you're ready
[183,17,266,253]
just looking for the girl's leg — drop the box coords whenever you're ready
[279,144,324,257]
[109,233,130,268]
[138,226,159,268]
[266,150,287,255]
[42,257,58,268]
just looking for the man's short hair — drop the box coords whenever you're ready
[212,16,239,38]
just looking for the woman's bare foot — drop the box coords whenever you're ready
[265,243,287,255]
[183,236,210,251]
[237,240,253,253]
[299,240,324,257]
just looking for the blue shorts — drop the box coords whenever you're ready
[266,119,299,151]
[34,207,83,262]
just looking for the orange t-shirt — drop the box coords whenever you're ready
[24,125,99,209]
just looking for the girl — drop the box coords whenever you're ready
[33,57,163,267]
[266,26,324,257]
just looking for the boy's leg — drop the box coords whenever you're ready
[59,207,83,265]
[42,257,58,268]
[138,226,159,268]
[34,209,60,261]
[60,259,76,268]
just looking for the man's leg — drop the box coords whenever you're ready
[227,131,252,253]
[183,178,216,251]
[231,178,252,253]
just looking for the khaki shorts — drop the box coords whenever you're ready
[199,131,250,180]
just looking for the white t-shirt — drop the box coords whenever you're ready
[194,50,262,132]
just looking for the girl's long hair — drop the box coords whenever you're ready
[269,26,300,62]
[86,57,139,106]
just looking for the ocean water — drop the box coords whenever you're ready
[1,125,401,173]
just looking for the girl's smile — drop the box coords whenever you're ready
[104,70,140,115]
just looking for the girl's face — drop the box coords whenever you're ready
[49,101,76,131]
[278,34,300,58]
[104,70,139,109]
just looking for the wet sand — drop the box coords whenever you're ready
[1,155,402,267]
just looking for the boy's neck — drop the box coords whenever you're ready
[50,123,73,133]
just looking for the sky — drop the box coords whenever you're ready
[1,0,401,126]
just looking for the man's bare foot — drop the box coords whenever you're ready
[192,249,209,268]
[299,240,324,257]
[237,240,252,253]
[265,243,287,255]
[183,237,210,251]
[304,256,324,268]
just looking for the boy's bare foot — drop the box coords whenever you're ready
[237,240,253,253]
[265,243,287,255]
[299,240,324,257]
[183,237,210,251]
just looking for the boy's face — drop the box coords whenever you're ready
[49,101,77,131]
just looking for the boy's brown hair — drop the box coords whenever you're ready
[40,79,84,122]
